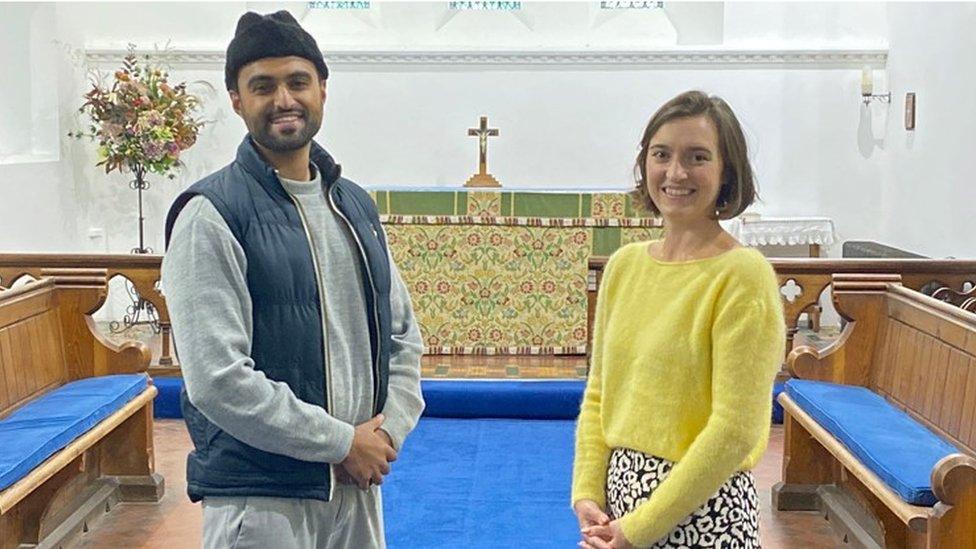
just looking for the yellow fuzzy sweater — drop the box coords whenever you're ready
[571,241,785,547]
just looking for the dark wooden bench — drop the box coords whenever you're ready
[0,270,163,549]
[774,274,976,548]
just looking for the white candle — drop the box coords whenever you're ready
[861,67,873,96]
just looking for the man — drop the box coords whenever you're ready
[161,10,425,548]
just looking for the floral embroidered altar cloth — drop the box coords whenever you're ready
[369,188,662,354]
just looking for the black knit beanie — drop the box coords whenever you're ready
[225,10,329,90]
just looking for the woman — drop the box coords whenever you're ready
[572,90,785,549]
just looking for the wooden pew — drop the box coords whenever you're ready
[774,274,976,548]
[0,253,175,372]
[0,270,163,549]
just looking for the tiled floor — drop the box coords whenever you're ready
[75,421,845,548]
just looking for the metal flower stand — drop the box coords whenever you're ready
[109,166,160,335]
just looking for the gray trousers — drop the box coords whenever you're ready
[202,483,385,549]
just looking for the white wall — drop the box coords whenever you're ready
[0,2,78,253]
[0,2,972,260]
[0,161,84,253]
[724,2,887,46]
[0,3,233,255]
[878,3,976,259]
[0,5,33,158]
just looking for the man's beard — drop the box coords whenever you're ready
[249,107,321,153]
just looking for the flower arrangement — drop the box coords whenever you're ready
[70,45,204,179]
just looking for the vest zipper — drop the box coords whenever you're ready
[327,186,382,415]
[287,192,338,501]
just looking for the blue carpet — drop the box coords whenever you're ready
[383,417,579,548]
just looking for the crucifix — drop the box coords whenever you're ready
[464,115,502,188]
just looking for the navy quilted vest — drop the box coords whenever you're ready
[164,137,392,502]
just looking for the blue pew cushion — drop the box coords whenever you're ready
[0,374,149,492]
[785,379,960,506]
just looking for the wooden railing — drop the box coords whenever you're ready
[0,254,172,369]
[587,257,976,362]
[4,253,975,375]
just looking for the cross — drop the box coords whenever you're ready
[467,116,499,176]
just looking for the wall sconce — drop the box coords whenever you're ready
[861,67,890,105]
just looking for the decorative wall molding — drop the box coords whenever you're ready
[84,47,888,70]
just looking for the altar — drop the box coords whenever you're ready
[369,187,662,354]
[724,215,837,257]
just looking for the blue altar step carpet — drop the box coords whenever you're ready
[153,377,786,424]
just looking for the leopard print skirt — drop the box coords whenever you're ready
[606,448,761,548]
